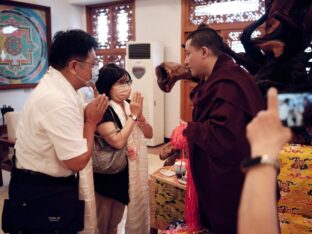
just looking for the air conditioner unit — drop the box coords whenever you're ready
[126,41,164,146]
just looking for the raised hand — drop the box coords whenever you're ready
[247,88,292,158]
[130,92,143,117]
[85,94,109,126]
[89,82,100,98]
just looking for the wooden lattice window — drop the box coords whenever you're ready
[222,29,262,53]
[86,0,135,68]
[188,0,265,26]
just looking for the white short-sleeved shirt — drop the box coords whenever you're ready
[15,67,88,177]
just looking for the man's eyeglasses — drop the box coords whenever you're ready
[74,59,100,83]
[75,59,100,68]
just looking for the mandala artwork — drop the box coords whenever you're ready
[0,4,49,86]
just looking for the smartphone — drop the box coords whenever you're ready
[278,92,312,128]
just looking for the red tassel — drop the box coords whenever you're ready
[170,124,200,232]
[184,147,200,232]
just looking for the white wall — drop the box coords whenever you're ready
[0,0,86,117]
[136,0,182,138]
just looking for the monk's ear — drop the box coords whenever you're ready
[201,46,211,58]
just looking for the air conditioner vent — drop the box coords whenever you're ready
[128,44,151,59]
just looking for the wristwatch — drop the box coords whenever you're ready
[241,154,280,173]
[128,114,137,121]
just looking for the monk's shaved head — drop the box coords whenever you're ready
[187,24,224,56]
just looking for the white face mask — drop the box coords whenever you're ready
[76,65,99,87]
[91,65,99,83]
[110,85,131,102]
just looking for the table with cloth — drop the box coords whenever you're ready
[149,166,186,232]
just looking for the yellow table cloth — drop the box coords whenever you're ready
[278,144,312,234]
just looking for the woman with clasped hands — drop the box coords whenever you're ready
[93,64,152,234]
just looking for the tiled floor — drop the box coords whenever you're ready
[0,145,165,234]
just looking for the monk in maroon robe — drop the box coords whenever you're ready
[183,27,265,233]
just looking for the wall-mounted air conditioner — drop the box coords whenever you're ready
[126,41,164,146]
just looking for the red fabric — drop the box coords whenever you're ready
[170,123,188,150]
[170,124,200,232]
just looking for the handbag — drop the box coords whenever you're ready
[2,156,84,234]
[92,108,127,174]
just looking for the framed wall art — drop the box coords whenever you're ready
[0,0,51,90]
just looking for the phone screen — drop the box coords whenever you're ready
[278,93,312,127]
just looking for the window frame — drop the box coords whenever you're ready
[86,0,135,67]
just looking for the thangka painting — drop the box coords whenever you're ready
[0,1,51,89]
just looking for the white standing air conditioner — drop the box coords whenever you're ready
[126,41,164,146]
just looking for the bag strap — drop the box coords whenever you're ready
[95,107,121,138]
[108,107,119,129]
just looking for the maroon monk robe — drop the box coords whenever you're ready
[183,54,265,234]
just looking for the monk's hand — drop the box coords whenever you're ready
[85,94,109,128]
[130,92,143,117]
[246,88,292,159]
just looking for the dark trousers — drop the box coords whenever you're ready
[6,168,79,234]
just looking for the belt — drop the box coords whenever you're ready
[11,167,77,187]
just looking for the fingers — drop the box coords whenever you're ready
[267,87,279,114]
[91,94,101,106]
[96,94,109,113]
[136,93,143,114]
[131,92,136,102]
[90,83,99,98]
[131,92,143,104]
[130,92,144,116]
[137,93,143,107]
[131,92,138,102]
[102,96,109,113]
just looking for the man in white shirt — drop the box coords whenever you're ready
[15,29,108,176]
[5,29,108,233]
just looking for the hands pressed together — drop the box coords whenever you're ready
[84,90,148,127]
[130,91,144,118]
[130,91,153,138]
[84,94,109,128]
